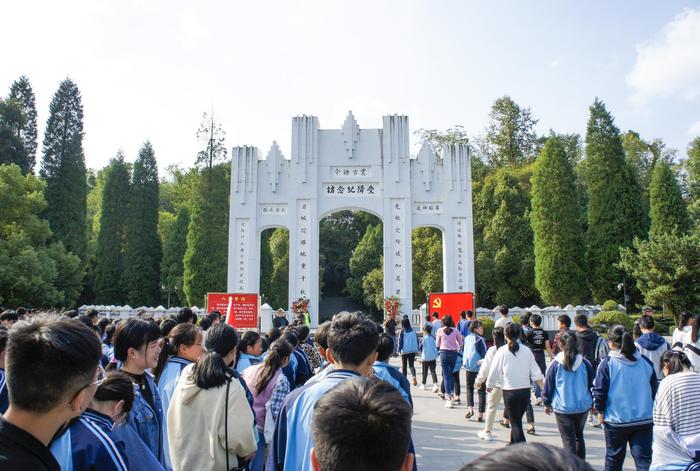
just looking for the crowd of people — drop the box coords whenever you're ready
[0,304,699,471]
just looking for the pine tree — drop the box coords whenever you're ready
[9,75,38,172]
[475,168,536,306]
[161,206,189,307]
[649,160,690,238]
[480,96,539,167]
[183,164,230,305]
[531,137,588,305]
[122,141,162,306]
[40,78,88,263]
[584,99,647,302]
[0,98,30,172]
[94,153,130,304]
[684,137,700,232]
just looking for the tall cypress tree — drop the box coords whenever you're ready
[183,164,230,305]
[9,75,38,172]
[584,99,646,302]
[161,206,189,307]
[40,78,88,263]
[94,153,130,304]
[123,141,162,306]
[649,160,690,238]
[0,98,30,172]
[531,137,588,305]
[684,137,700,232]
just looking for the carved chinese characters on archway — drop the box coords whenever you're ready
[454,218,467,291]
[296,200,311,299]
[322,183,378,196]
[391,200,406,297]
[234,220,249,291]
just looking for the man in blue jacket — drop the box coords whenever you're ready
[634,316,669,380]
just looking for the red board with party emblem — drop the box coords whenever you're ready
[428,292,475,327]
[206,293,258,329]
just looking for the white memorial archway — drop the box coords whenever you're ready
[227,112,475,327]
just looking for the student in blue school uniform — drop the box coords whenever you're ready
[237,330,264,374]
[153,323,203,470]
[419,324,439,392]
[542,332,594,460]
[266,313,380,471]
[593,325,658,471]
[112,318,167,468]
[463,320,487,421]
[398,316,419,386]
[51,371,133,471]
[373,334,413,407]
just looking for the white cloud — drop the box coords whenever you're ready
[627,8,700,106]
[688,119,700,137]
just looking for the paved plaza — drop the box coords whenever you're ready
[396,358,636,471]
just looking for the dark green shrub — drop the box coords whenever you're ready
[590,311,634,333]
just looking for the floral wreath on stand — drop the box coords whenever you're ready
[292,297,310,325]
[384,296,400,320]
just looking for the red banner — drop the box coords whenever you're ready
[428,292,475,327]
[206,293,258,329]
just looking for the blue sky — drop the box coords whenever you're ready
[2,0,699,172]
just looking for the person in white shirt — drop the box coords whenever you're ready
[672,311,693,349]
[493,305,512,329]
[684,313,700,372]
[486,322,544,444]
[475,326,506,441]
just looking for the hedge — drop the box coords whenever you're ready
[590,311,634,334]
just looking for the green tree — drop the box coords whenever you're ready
[0,165,81,307]
[475,168,536,306]
[0,98,31,173]
[267,228,290,309]
[584,99,647,302]
[123,141,162,306]
[362,265,385,314]
[40,78,88,263]
[183,164,230,305]
[649,160,690,238]
[8,75,38,171]
[94,153,130,304]
[346,224,383,304]
[684,137,700,232]
[161,206,189,306]
[412,227,443,307]
[479,96,539,167]
[530,137,588,305]
[195,113,227,170]
[619,234,700,321]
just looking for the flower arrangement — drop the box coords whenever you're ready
[384,296,400,318]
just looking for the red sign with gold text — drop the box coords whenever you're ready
[206,293,258,329]
[428,292,475,327]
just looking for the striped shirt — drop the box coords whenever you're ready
[653,371,700,436]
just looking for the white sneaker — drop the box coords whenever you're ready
[432,384,439,393]
[444,399,454,409]
[477,430,493,441]
[419,384,427,390]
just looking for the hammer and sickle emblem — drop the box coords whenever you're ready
[432,297,442,309]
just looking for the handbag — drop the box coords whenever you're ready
[264,399,276,443]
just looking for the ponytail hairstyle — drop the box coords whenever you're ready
[678,311,692,330]
[691,313,700,343]
[661,350,692,376]
[92,371,135,418]
[255,339,293,394]
[607,325,636,361]
[559,332,578,371]
[441,316,454,335]
[154,323,201,382]
[504,322,520,355]
[492,327,505,348]
[400,315,412,332]
[189,323,239,390]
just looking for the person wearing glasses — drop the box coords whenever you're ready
[50,370,134,470]
[0,316,103,470]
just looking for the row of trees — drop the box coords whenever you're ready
[2,74,699,315]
